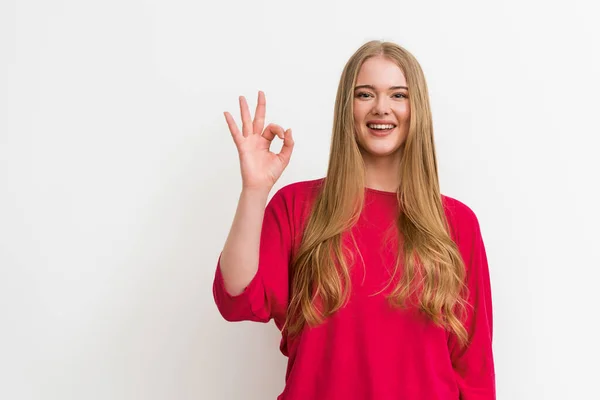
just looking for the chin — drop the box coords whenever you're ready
[358,136,402,152]
[359,143,403,158]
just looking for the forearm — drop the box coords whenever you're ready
[218,188,271,295]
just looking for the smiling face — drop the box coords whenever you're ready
[353,56,411,162]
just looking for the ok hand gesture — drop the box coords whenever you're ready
[224,91,294,192]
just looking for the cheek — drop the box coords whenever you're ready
[395,104,410,120]
[353,102,368,122]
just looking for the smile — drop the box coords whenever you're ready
[366,124,395,137]
[367,123,396,130]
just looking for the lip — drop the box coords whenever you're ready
[367,125,395,137]
[366,120,397,125]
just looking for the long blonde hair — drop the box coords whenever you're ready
[285,40,470,347]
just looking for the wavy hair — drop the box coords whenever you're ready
[285,40,470,347]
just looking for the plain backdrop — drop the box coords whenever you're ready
[1,0,599,399]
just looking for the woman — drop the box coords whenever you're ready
[213,40,496,399]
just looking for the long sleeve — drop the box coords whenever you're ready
[448,209,496,400]
[212,187,293,324]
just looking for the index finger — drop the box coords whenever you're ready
[253,91,266,135]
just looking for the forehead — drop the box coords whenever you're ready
[355,56,407,87]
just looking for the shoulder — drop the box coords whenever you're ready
[266,178,324,248]
[441,194,479,224]
[441,194,483,245]
[266,177,324,220]
[277,177,324,197]
[271,177,324,206]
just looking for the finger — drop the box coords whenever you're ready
[253,91,266,135]
[262,123,285,142]
[239,96,253,137]
[277,129,295,165]
[223,112,242,146]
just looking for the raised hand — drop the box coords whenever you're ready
[224,91,294,192]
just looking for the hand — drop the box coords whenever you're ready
[224,91,294,192]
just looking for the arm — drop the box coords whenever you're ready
[448,212,496,399]
[213,91,295,323]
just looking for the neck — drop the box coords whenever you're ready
[361,149,402,192]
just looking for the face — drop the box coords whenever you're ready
[353,56,411,161]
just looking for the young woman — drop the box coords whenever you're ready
[213,40,496,400]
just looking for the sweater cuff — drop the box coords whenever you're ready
[213,253,266,321]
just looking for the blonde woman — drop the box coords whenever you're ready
[213,40,495,400]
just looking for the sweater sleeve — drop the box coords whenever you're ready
[212,187,292,324]
[448,209,496,400]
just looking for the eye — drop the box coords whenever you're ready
[356,91,373,99]
[393,93,408,99]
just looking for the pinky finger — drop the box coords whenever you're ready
[224,112,242,145]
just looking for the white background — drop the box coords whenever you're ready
[1,0,599,399]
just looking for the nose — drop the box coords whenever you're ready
[372,95,390,115]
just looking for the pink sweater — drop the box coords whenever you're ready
[213,178,495,399]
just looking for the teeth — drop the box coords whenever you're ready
[367,124,395,130]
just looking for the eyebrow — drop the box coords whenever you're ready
[354,85,408,91]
